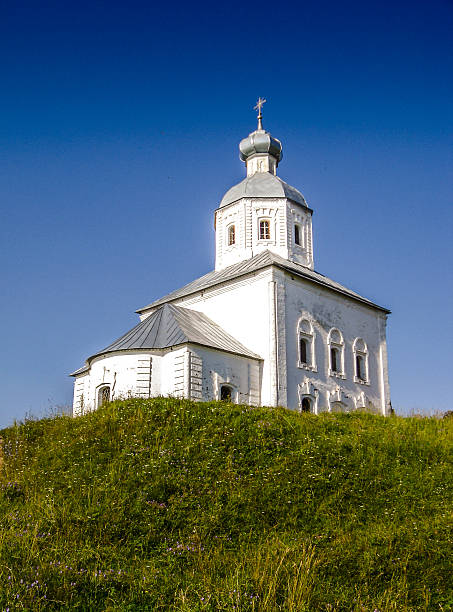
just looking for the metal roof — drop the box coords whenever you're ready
[219,172,307,208]
[70,364,90,376]
[137,250,390,315]
[70,303,261,375]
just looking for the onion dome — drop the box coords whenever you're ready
[239,129,283,163]
[239,98,282,165]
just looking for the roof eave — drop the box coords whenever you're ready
[137,260,390,315]
[216,196,313,214]
[69,364,90,377]
[72,341,262,372]
[277,262,391,314]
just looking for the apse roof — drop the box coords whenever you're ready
[137,250,391,315]
[70,303,261,375]
[219,172,308,208]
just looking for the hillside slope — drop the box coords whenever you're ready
[0,398,452,611]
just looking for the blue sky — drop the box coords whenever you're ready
[0,0,452,427]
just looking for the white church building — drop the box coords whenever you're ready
[71,104,391,416]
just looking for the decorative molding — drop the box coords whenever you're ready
[298,362,317,372]
[329,369,346,380]
[298,377,319,413]
[329,386,353,411]
[354,375,370,386]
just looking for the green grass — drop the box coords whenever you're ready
[0,398,452,611]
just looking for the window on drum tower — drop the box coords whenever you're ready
[227,224,236,246]
[259,219,271,240]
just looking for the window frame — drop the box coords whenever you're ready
[97,384,111,408]
[328,328,345,378]
[294,223,303,247]
[258,218,271,241]
[227,223,236,247]
[353,338,369,384]
[298,379,319,414]
[297,318,317,371]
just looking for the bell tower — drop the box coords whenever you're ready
[214,101,314,272]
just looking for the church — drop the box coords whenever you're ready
[71,101,391,416]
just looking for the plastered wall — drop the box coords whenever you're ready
[283,272,390,414]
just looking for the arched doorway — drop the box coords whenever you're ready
[301,397,311,412]
[220,385,233,402]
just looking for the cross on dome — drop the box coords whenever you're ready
[254,97,266,130]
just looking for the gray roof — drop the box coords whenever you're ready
[70,364,90,376]
[220,172,308,208]
[137,250,390,315]
[70,304,261,375]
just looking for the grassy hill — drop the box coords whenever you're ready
[0,398,451,611]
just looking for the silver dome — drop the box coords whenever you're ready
[239,129,282,163]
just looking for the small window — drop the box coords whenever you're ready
[228,224,235,246]
[299,338,307,364]
[294,224,301,246]
[331,347,339,373]
[353,338,368,383]
[98,385,110,407]
[259,219,271,240]
[301,397,311,412]
[298,318,315,369]
[220,385,233,402]
[356,355,364,380]
[328,328,345,376]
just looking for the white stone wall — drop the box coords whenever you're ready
[72,351,159,415]
[139,267,390,414]
[73,274,390,416]
[286,201,313,268]
[189,345,261,405]
[283,271,391,414]
[72,344,262,414]
[161,269,279,406]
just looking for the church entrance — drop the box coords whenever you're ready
[220,385,233,402]
[301,397,311,412]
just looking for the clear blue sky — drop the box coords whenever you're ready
[1,0,452,427]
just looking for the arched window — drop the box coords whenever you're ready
[356,355,364,379]
[97,385,110,407]
[227,224,236,246]
[299,338,307,363]
[298,318,315,369]
[301,397,311,412]
[328,328,345,377]
[259,219,271,240]
[294,224,302,246]
[331,347,339,372]
[220,384,233,402]
[353,338,368,383]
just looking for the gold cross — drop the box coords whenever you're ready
[254,97,266,129]
[254,97,266,118]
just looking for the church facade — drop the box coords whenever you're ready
[71,108,391,416]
